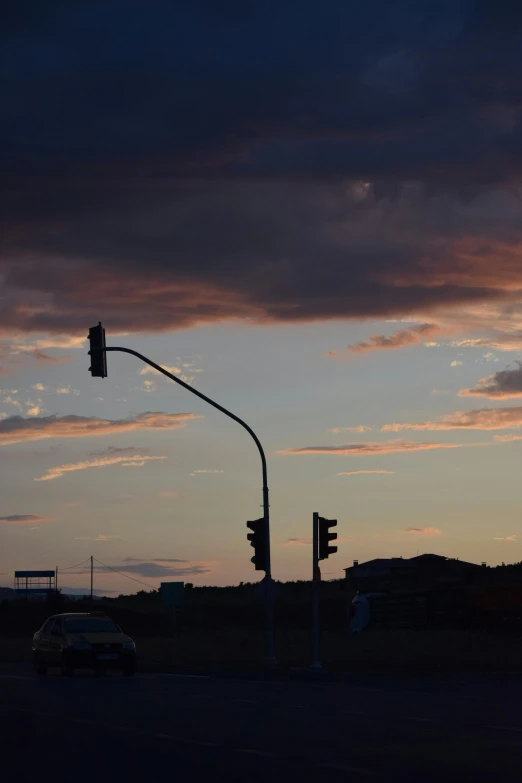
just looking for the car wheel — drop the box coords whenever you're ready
[34,654,47,676]
[60,652,74,677]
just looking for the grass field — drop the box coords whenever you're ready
[3,628,522,673]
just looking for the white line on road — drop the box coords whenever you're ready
[157,673,211,679]
[487,725,522,734]
[319,763,373,775]
[0,675,31,680]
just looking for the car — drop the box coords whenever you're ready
[32,612,137,677]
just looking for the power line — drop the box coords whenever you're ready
[94,558,157,590]
[58,558,92,572]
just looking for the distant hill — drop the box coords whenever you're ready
[0,587,14,601]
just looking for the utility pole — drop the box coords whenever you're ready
[311,512,321,670]
[90,555,94,600]
[55,566,58,593]
[88,324,277,665]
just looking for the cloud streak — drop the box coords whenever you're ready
[74,535,123,541]
[279,441,463,456]
[85,560,212,578]
[337,470,395,475]
[0,514,51,525]
[383,406,522,432]
[341,324,440,356]
[35,449,167,481]
[402,527,442,537]
[0,411,201,446]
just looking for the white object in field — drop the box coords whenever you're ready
[350,592,386,632]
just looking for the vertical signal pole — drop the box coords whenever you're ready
[90,555,94,600]
[311,512,321,670]
[55,567,58,593]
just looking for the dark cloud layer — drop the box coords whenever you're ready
[460,362,522,398]
[3,1,522,335]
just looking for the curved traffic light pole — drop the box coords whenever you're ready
[90,344,276,665]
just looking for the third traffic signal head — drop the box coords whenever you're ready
[318,516,337,560]
[246,517,267,572]
[88,322,107,378]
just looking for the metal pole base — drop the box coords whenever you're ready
[310,661,322,671]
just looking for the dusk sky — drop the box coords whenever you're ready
[3,0,522,593]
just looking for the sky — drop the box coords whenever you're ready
[2,0,522,592]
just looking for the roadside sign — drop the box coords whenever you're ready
[160,581,184,607]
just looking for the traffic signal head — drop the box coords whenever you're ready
[318,516,337,560]
[88,322,107,378]
[246,517,267,571]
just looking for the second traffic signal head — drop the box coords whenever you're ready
[246,517,267,572]
[318,516,338,560]
[88,322,107,378]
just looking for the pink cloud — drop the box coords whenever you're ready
[35,451,167,482]
[0,514,52,525]
[337,470,395,475]
[0,411,201,446]
[402,527,442,536]
[383,406,522,432]
[341,323,441,356]
[279,441,463,456]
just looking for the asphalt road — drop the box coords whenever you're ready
[1,663,522,781]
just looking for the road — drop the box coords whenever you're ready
[1,664,522,781]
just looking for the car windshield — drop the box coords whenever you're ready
[64,618,120,633]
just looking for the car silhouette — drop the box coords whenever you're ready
[32,612,136,677]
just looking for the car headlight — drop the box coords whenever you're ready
[122,641,135,650]
[67,642,92,651]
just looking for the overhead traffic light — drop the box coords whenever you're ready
[246,517,267,571]
[88,322,107,378]
[318,516,337,560]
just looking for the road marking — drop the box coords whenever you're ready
[488,725,522,734]
[319,763,373,775]
[232,699,257,704]
[1,704,230,751]
[401,691,434,697]
[238,749,273,758]
[0,675,31,680]
[157,673,210,680]
[356,687,384,693]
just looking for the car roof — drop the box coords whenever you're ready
[49,613,108,619]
